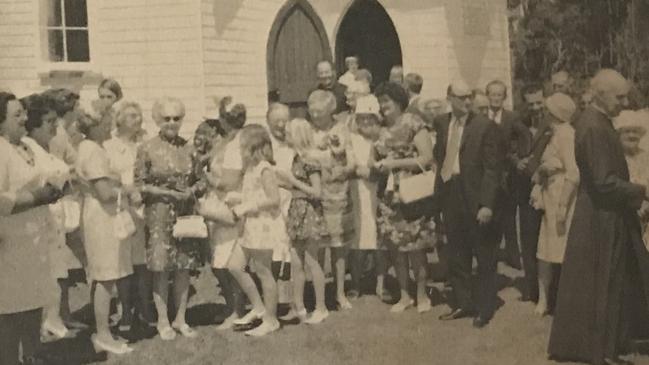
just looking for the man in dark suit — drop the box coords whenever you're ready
[435,80,504,328]
[511,83,552,303]
[485,80,528,270]
[312,60,348,115]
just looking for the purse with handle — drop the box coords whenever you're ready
[173,215,208,239]
[114,190,136,240]
[398,162,436,204]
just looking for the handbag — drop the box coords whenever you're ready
[173,215,208,239]
[398,162,436,204]
[197,195,235,224]
[61,198,81,233]
[114,191,136,240]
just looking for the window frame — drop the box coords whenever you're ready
[36,0,99,72]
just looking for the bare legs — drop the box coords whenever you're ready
[152,269,195,339]
[291,242,327,319]
[94,280,120,345]
[331,246,351,309]
[536,260,552,316]
[392,250,428,312]
[229,248,280,336]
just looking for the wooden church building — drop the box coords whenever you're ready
[0,0,512,134]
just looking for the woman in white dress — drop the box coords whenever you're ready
[0,92,63,365]
[348,95,387,300]
[21,94,80,340]
[530,93,579,316]
[104,101,152,329]
[76,107,135,354]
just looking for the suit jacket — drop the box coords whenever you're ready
[311,82,348,115]
[493,109,529,196]
[512,117,553,203]
[433,112,504,217]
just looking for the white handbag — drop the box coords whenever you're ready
[61,198,81,233]
[114,191,136,240]
[398,162,436,204]
[172,215,208,239]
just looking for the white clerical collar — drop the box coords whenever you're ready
[591,103,611,119]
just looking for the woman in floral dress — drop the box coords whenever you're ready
[308,89,356,310]
[374,82,436,313]
[134,97,202,340]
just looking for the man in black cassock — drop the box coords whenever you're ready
[548,69,649,365]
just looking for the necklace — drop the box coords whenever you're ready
[14,141,35,166]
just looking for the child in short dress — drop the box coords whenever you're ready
[348,95,388,300]
[276,119,330,324]
[225,124,287,336]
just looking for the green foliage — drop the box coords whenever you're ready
[509,0,649,107]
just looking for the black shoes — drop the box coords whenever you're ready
[472,316,490,329]
[438,308,475,321]
[438,308,491,328]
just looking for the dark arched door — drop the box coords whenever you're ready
[335,0,402,88]
[267,0,332,117]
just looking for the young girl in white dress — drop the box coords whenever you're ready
[225,124,288,336]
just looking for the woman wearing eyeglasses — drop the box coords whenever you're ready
[134,97,202,340]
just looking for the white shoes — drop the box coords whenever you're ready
[417,300,432,313]
[244,319,280,337]
[91,334,134,355]
[390,299,414,313]
[172,322,198,338]
[42,319,71,339]
[305,309,329,325]
[233,309,265,326]
[279,308,307,322]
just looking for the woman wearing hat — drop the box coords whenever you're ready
[615,110,649,249]
[348,95,388,300]
[530,92,579,316]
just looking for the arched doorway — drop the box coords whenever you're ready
[267,0,332,118]
[335,0,402,88]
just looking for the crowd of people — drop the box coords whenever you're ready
[1,57,649,365]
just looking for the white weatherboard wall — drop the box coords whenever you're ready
[0,0,40,97]
[92,0,205,136]
[1,0,513,132]
[0,0,206,136]
[200,0,512,123]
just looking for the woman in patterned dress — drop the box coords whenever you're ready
[374,82,436,313]
[308,90,356,310]
[276,118,330,324]
[134,97,202,340]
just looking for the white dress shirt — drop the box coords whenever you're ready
[447,114,467,176]
[488,108,503,125]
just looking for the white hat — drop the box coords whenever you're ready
[614,110,648,132]
[545,93,576,124]
[355,95,381,116]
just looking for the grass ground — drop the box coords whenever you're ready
[40,263,649,365]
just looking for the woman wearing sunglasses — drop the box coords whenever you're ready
[134,97,203,341]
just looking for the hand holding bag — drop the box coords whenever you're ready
[398,162,436,204]
[114,190,136,240]
[61,197,81,233]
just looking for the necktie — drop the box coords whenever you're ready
[441,119,462,182]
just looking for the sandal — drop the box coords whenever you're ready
[91,334,134,355]
[156,325,176,341]
[172,322,198,338]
